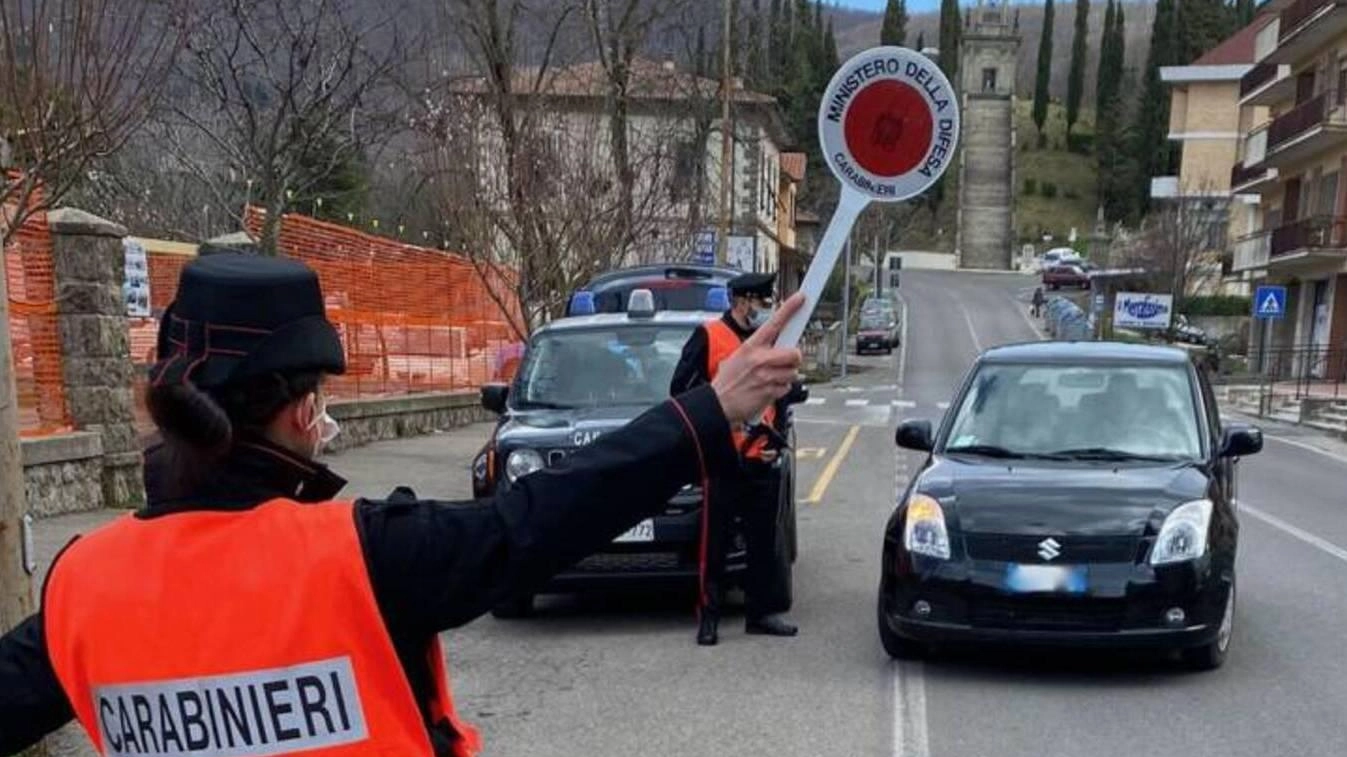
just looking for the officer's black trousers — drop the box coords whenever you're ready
[699,463,789,619]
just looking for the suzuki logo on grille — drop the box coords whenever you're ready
[1037,538,1062,561]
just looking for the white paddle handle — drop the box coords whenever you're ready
[774,191,869,350]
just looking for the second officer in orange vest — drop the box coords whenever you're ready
[0,254,805,756]
[671,272,800,646]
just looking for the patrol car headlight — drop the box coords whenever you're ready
[903,494,951,560]
[1150,499,1212,566]
[506,449,545,483]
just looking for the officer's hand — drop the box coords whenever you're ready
[712,293,804,424]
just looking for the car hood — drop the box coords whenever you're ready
[497,405,642,448]
[918,457,1213,536]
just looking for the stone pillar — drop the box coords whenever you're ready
[47,208,145,510]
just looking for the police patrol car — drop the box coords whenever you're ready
[474,287,799,617]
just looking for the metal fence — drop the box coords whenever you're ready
[1248,342,1347,406]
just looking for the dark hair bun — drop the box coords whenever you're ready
[145,382,233,457]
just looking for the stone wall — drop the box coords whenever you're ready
[20,433,105,517]
[958,96,1015,270]
[319,391,492,453]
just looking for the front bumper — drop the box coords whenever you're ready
[880,555,1230,649]
[857,334,890,350]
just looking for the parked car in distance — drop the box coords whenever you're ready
[857,310,899,354]
[1043,263,1090,290]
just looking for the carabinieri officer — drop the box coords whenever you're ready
[671,271,800,646]
[0,253,803,756]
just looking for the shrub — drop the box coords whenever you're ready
[1067,132,1094,154]
[1041,182,1059,199]
[1180,295,1252,316]
[1064,187,1080,199]
[1023,178,1038,195]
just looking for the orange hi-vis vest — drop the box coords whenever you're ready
[705,318,777,460]
[44,499,481,757]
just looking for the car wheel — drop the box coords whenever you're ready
[877,594,925,660]
[491,592,536,620]
[1182,580,1234,671]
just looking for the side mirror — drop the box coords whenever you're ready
[480,384,509,415]
[1219,425,1263,458]
[895,420,934,452]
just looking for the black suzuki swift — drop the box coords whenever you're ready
[878,342,1263,670]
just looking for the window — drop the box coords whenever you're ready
[1318,172,1339,216]
[669,140,699,203]
[982,68,997,92]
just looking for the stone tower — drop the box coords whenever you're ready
[956,0,1021,270]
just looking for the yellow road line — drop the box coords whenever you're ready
[805,424,861,505]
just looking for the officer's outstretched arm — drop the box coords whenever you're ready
[0,614,76,754]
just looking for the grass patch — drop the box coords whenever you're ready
[1017,101,1099,247]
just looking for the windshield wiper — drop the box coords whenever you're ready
[1047,447,1183,462]
[515,400,575,410]
[944,444,1029,459]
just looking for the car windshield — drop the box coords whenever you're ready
[513,324,693,409]
[943,363,1203,460]
[860,314,889,330]
[592,281,720,312]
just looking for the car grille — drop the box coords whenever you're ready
[970,597,1126,632]
[963,534,1141,564]
[571,552,683,573]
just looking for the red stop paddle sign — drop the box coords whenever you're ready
[818,46,960,201]
[774,46,960,352]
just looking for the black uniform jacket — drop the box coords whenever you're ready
[0,385,735,756]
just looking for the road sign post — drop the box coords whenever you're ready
[1253,285,1287,321]
[774,46,961,352]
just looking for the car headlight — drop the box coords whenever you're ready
[1150,499,1213,566]
[505,449,545,483]
[903,494,951,560]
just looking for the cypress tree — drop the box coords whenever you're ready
[824,17,839,68]
[1095,0,1116,128]
[1133,0,1178,219]
[882,0,908,47]
[916,30,925,51]
[1066,0,1089,137]
[745,0,766,89]
[938,0,961,89]
[769,0,785,87]
[694,25,707,77]
[1237,0,1256,26]
[1033,0,1056,144]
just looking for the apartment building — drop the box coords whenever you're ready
[1230,0,1347,375]
[1156,20,1263,296]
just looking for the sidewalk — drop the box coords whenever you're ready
[33,421,496,756]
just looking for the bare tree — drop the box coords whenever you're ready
[0,0,183,245]
[1124,194,1231,307]
[164,0,409,253]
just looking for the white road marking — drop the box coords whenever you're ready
[896,293,910,385]
[893,400,916,408]
[1239,501,1347,565]
[892,661,931,757]
[845,399,870,407]
[955,297,984,353]
[936,401,950,410]
[1263,434,1347,465]
[805,398,825,406]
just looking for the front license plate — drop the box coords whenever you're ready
[614,519,655,543]
[1004,564,1087,594]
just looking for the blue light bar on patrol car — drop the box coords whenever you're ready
[569,291,596,316]
[705,286,730,312]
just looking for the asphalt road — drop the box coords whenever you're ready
[446,269,1347,757]
[35,270,1347,757]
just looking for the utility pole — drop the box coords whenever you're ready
[0,254,34,634]
[716,0,734,265]
[840,233,851,380]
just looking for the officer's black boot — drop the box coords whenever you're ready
[746,614,798,637]
[697,610,720,646]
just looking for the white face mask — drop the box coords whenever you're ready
[306,394,340,456]
[748,307,774,330]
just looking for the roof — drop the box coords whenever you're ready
[450,58,776,106]
[583,262,743,290]
[540,310,718,333]
[1192,15,1266,66]
[780,153,807,183]
[980,341,1192,365]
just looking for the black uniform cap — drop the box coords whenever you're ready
[150,254,346,390]
[727,271,776,299]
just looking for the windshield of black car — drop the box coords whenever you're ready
[942,363,1203,460]
[860,314,889,331]
[513,324,693,409]
[593,282,718,312]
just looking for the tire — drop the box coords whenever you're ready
[491,592,535,620]
[877,594,925,660]
[1182,579,1234,671]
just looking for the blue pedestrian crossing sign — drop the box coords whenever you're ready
[1253,285,1287,320]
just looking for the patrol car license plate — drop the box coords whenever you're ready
[614,519,655,543]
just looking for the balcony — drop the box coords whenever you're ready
[1269,215,1347,262]
[1230,162,1279,194]
[1264,93,1347,165]
[1239,62,1293,106]
[1232,231,1271,271]
[1268,0,1347,65]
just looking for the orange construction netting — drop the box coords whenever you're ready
[3,201,70,436]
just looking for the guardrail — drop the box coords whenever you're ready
[1269,214,1347,257]
[1043,296,1092,341]
[801,321,845,376]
